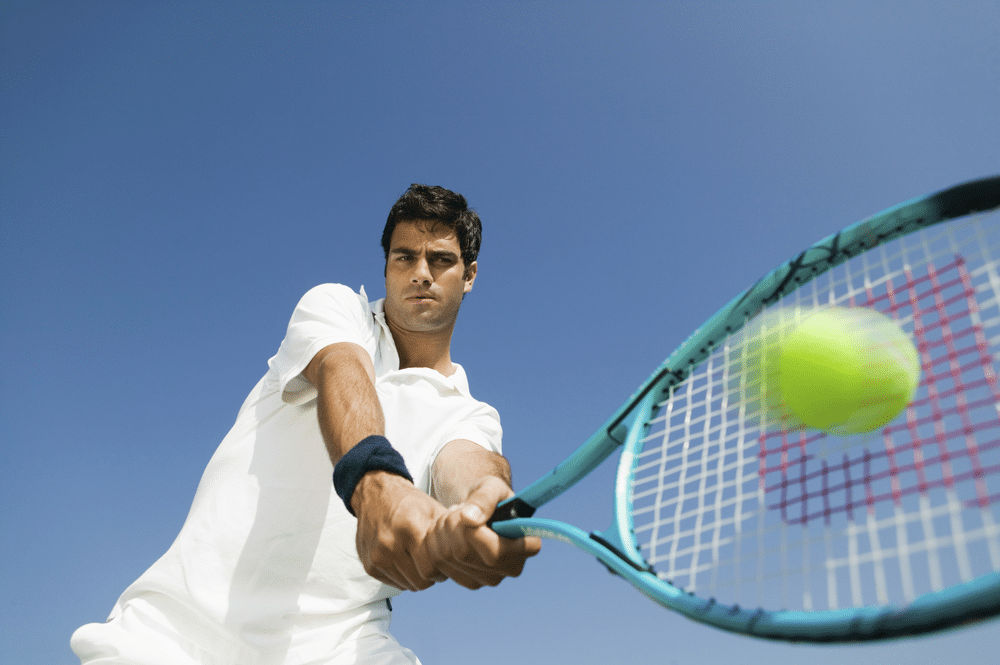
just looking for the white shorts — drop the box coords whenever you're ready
[70,596,421,665]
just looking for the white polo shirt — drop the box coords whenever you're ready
[72,284,502,660]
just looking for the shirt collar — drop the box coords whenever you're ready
[363,286,472,398]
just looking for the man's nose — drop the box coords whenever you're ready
[410,257,432,283]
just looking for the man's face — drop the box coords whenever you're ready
[383,220,477,334]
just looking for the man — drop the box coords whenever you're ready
[71,184,541,664]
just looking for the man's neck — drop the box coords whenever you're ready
[387,321,457,377]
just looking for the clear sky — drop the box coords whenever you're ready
[3,2,999,664]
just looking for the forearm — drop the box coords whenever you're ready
[304,342,386,464]
[421,440,541,589]
[432,439,513,508]
[304,348,538,590]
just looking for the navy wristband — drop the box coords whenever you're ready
[333,435,414,516]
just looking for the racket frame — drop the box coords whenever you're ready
[491,175,1000,640]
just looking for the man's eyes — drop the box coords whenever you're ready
[394,254,456,265]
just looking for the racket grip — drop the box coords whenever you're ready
[487,497,536,525]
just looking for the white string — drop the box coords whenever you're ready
[866,511,889,604]
[825,524,838,610]
[632,209,1000,611]
[895,504,916,602]
[709,348,730,594]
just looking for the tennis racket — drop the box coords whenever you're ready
[490,175,1000,641]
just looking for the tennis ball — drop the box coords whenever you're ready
[739,308,802,428]
[778,307,920,435]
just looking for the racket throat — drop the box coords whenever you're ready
[589,530,653,575]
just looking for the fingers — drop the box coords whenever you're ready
[354,474,450,591]
[420,503,542,590]
[353,470,541,592]
[357,525,437,591]
[434,540,542,589]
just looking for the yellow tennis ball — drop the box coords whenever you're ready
[778,307,921,435]
[740,308,802,427]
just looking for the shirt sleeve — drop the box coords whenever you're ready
[424,402,504,500]
[440,404,503,456]
[267,284,376,405]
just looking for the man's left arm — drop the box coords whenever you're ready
[418,440,542,589]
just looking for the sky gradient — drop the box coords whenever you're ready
[3,2,999,663]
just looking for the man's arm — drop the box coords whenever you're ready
[431,439,513,508]
[419,440,542,589]
[304,342,447,591]
[304,342,384,464]
[303,344,540,591]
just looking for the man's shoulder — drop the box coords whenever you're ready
[299,282,368,303]
[294,283,374,317]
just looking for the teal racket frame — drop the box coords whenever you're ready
[490,176,1000,640]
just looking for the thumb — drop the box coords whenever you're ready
[459,478,512,526]
[460,503,486,524]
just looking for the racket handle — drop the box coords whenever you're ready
[487,497,537,525]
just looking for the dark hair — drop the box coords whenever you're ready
[381,184,482,272]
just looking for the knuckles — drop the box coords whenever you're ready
[353,483,538,592]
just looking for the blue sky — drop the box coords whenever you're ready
[2,2,999,663]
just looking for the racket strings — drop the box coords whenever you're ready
[630,210,1000,612]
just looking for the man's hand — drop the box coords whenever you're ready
[419,476,542,589]
[305,344,541,591]
[352,470,541,591]
[352,470,450,591]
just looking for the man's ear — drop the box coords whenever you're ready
[463,261,478,293]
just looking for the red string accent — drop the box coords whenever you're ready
[758,255,1000,525]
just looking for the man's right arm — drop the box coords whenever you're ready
[303,342,537,592]
[303,342,449,591]
[303,342,384,464]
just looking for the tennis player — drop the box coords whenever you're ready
[71,184,542,664]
